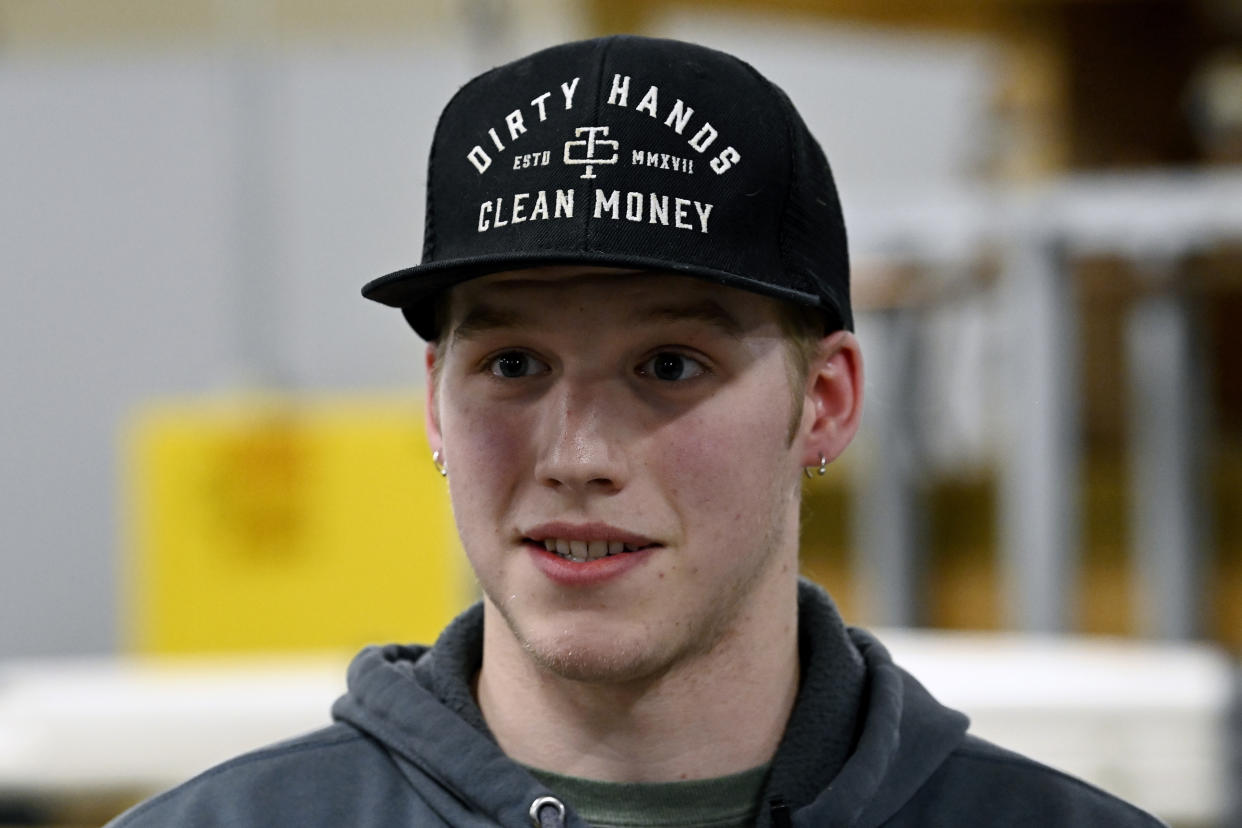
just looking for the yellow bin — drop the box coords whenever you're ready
[124,394,473,654]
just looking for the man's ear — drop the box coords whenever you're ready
[425,343,443,456]
[800,331,863,467]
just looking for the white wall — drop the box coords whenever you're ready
[0,42,473,656]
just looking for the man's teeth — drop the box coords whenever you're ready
[541,538,638,562]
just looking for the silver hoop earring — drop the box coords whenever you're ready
[432,450,448,478]
[803,453,827,479]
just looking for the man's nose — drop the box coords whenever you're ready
[533,381,627,495]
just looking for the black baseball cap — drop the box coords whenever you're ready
[362,34,852,340]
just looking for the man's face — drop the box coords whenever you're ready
[428,267,810,685]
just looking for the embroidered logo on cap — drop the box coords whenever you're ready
[563,126,619,179]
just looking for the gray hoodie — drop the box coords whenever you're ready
[107,581,1163,827]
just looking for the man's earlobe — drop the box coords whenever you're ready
[802,331,863,468]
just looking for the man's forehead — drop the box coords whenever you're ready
[444,266,779,339]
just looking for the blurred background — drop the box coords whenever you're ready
[1,0,1240,825]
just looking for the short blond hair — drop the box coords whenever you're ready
[775,302,830,444]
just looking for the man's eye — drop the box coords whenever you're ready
[488,351,547,378]
[638,352,706,382]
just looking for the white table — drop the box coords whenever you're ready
[0,633,1234,825]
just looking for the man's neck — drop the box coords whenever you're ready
[474,566,801,783]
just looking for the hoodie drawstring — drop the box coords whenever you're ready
[769,796,792,828]
[529,795,567,828]
[530,791,783,827]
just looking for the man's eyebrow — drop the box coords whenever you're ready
[634,300,747,338]
[448,298,748,342]
[448,303,532,343]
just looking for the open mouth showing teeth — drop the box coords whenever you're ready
[530,538,655,563]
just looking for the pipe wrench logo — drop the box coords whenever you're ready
[563,126,619,179]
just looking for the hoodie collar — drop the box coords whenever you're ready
[334,580,968,828]
[331,608,560,826]
[759,579,869,818]
[787,629,971,827]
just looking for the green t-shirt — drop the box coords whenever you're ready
[524,763,770,828]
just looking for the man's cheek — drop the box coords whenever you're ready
[661,422,763,500]
[449,404,529,467]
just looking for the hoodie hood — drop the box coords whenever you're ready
[331,610,584,827]
[789,630,970,827]
[332,580,970,828]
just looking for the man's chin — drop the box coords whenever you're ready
[514,623,677,686]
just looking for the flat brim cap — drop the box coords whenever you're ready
[363,35,851,339]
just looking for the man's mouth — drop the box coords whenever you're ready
[527,538,658,563]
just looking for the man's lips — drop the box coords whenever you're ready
[522,522,661,563]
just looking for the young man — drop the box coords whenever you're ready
[110,35,1162,827]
